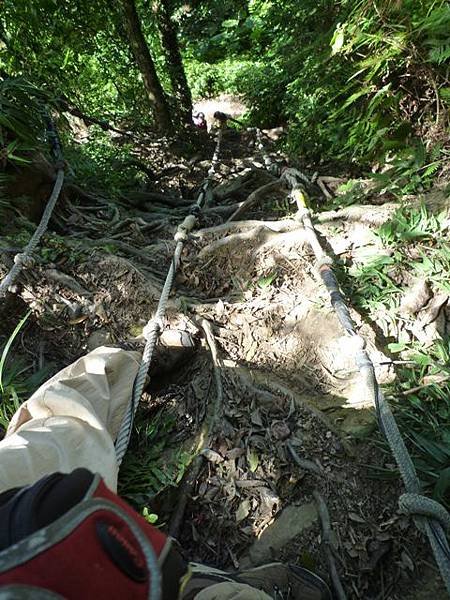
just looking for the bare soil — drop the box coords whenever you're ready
[0,125,448,599]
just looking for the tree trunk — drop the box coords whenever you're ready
[152,0,193,125]
[120,0,173,133]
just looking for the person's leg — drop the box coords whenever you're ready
[0,346,140,493]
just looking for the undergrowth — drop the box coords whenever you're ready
[344,204,450,507]
[118,407,193,509]
[0,313,51,430]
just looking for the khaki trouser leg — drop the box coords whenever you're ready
[0,346,140,494]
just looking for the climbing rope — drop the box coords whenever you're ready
[0,118,65,298]
[283,171,450,594]
[114,126,224,464]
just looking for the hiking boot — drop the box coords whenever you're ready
[233,563,332,600]
[183,562,332,600]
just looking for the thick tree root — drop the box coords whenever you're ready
[169,318,222,539]
[228,181,285,221]
[196,219,303,258]
[316,203,399,226]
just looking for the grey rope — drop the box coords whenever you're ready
[115,128,224,464]
[285,171,450,594]
[0,168,64,297]
[0,115,65,298]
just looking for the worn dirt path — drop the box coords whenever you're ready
[1,125,448,599]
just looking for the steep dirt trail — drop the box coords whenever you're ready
[1,124,448,599]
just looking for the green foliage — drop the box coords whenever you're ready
[1,0,152,124]
[63,129,137,193]
[179,0,449,166]
[346,205,450,504]
[0,311,31,394]
[394,340,450,507]
[368,144,447,198]
[0,77,50,161]
[185,57,252,99]
[377,204,445,245]
[0,313,52,429]
[118,407,193,506]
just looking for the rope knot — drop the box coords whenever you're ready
[174,230,188,242]
[142,319,162,341]
[14,253,34,268]
[315,256,333,270]
[399,493,450,534]
[175,215,197,242]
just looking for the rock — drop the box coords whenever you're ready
[242,503,318,566]
[87,329,112,350]
[400,279,431,315]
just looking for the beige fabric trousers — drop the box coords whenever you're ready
[0,346,140,493]
[0,346,270,599]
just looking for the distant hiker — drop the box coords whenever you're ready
[192,111,207,130]
[0,346,331,599]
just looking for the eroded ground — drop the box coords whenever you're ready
[1,127,449,599]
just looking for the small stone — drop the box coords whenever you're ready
[243,503,318,566]
[87,329,112,350]
[271,421,291,440]
[400,279,431,315]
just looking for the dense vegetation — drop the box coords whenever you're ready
[1,1,449,167]
[1,0,450,526]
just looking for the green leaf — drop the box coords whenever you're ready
[247,448,259,472]
[142,508,158,525]
[0,312,31,393]
[257,272,277,289]
[388,342,408,353]
[331,25,345,55]
[433,467,450,504]
[222,19,239,29]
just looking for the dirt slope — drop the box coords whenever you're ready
[0,125,448,599]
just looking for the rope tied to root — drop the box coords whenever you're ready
[0,167,65,297]
[13,253,35,268]
[0,113,65,298]
[115,127,224,464]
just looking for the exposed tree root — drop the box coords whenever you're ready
[228,181,284,221]
[195,218,299,238]
[286,441,325,477]
[213,167,276,202]
[44,269,92,297]
[316,203,399,226]
[257,229,308,253]
[313,491,348,600]
[169,318,222,539]
[317,177,333,200]
[197,220,302,258]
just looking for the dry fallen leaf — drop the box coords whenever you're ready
[400,279,431,315]
[202,449,223,464]
[227,448,246,460]
[348,512,366,524]
[236,499,251,523]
